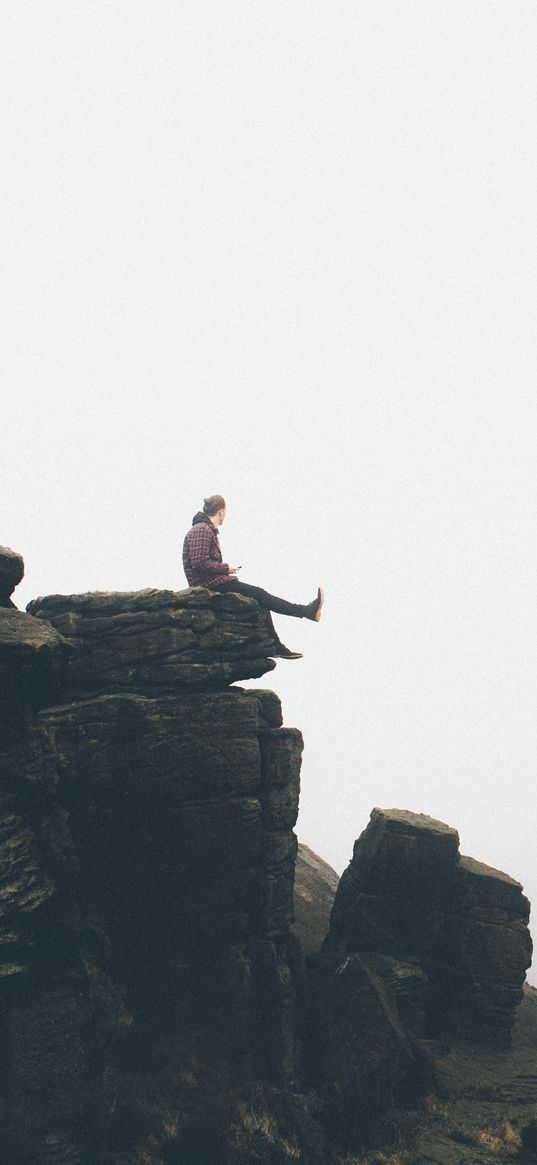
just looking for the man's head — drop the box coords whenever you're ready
[203,495,226,526]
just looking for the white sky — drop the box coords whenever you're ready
[3,2,537,974]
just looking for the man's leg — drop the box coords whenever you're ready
[214,580,305,656]
[221,578,321,619]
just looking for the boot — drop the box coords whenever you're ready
[271,644,303,660]
[304,586,324,622]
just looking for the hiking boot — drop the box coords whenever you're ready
[271,644,303,660]
[305,586,324,622]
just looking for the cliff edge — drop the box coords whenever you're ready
[1,589,305,1165]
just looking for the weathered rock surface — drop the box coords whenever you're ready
[323,807,531,1045]
[0,589,304,1164]
[0,688,96,1162]
[311,949,416,1134]
[0,544,24,608]
[1,581,535,1165]
[312,807,532,1142]
[27,587,280,692]
[0,608,68,708]
[292,842,340,954]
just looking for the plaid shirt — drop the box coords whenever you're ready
[182,514,230,587]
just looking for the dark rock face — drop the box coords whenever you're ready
[323,808,532,1044]
[326,808,461,959]
[0,614,95,1164]
[447,855,533,1043]
[0,545,24,608]
[0,608,68,709]
[1,585,534,1164]
[27,587,279,692]
[312,949,416,1136]
[42,687,302,1000]
[0,589,304,1164]
[313,807,532,1132]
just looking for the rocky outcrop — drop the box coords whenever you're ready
[27,587,279,692]
[1,583,534,1165]
[312,807,532,1136]
[323,808,532,1045]
[0,589,304,1165]
[0,544,24,608]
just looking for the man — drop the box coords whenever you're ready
[182,495,323,660]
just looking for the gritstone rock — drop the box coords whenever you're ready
[0,607,69,709]
[292,843,340,955]
[322,807,532,1049]
[0,587,305,1163]
[1,584,534,1163]
[0,545,24,609]
[27,586,280,692]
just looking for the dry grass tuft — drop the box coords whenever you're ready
[418,1092,449,1119]
[453,1118,521,1155]
[228,1103,302,1159]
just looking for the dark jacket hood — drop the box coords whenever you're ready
[191,511,214,527]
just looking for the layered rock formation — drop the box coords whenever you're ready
[323,807,532,1044]
[312,807,532,1136]
[27,586,279,692]
[0,589,304,1165]
[0,579,534,1165]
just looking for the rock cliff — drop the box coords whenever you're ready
[0,573,535,1165]
[1,589,304,1165]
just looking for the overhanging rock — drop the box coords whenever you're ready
[27,586,279,693]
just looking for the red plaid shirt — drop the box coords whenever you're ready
[182,514,231,587]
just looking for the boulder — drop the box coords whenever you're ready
[323,807,532,1048]
[0,545,24,608]
[311,949,416,1137]
[325,808,460,958]
[444,856,532,1045]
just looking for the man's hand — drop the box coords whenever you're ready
[228,566,241,574]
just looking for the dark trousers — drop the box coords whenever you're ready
[214,578,309,617]
[213,578,310,646]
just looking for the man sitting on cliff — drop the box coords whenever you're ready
[182,495,324,660]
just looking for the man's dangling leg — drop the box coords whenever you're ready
[218,579,304,658]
